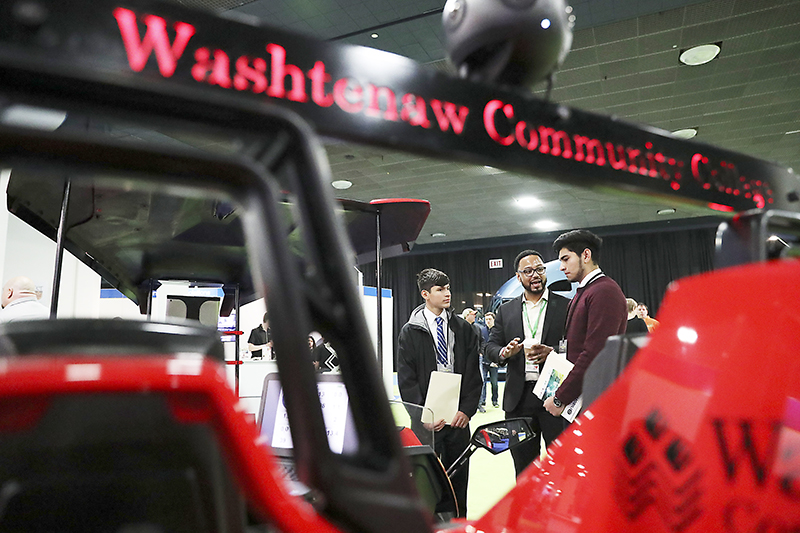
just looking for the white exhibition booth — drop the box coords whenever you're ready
[1,168,396,418]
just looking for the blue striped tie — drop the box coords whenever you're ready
[435,316,447,366]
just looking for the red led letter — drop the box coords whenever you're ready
[400,94,431,128]
[538,127,573,158]
[333,78,363,114]
[234,56,268,94]
[113,7,195,77]
[573,135,605,166]
[191,48,232,88]
[430,100,470,135]
[367,85,398,121]
[266,43,308,102]
[307,61,333,107]
[483,100,514,146]
[515,121,538,151]
[606,143,627,170]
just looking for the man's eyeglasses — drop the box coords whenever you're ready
[517,266,546,277]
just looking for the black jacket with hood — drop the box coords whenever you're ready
[397,304,482,419]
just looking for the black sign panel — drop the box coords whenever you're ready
[0,0,796,212]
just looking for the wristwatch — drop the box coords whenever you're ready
[552,397,563,408]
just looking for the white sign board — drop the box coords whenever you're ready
[489,258,503,269]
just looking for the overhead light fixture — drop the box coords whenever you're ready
[541,19,551,29]
[679,43,721,66]
[430,232,446,238]
[331,179,352,190]
[534,219,559,229]
[370,33,378,39]
[514,196,542,209]
[785,130,800,135]
[672,128,697,139]
[657,208,676,215]
[1,104,67,131]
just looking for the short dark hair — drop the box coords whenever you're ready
[417,268,450,292]
[513,249,543,271]
[485,312,496,319]
[553,230,602,264]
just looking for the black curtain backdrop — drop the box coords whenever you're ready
[362,222,718,367]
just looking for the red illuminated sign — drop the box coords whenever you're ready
[111,7,774,211]
[113,8,470,135]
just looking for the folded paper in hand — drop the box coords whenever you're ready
[423,371,461,425]
[532,352,583,423]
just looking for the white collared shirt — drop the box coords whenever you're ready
[522,289,549,380]
[579,267,605,288]
[0,296,49,323]
[423,307,454,371]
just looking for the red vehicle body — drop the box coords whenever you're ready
[0,1,798,532]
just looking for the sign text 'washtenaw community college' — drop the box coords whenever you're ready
[0,0,794,212]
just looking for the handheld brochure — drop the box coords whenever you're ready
[532,352,582,423]
[423,371,461,425]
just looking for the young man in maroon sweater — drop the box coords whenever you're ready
[544,230,627,417]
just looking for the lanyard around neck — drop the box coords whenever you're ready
[523,297,547,341]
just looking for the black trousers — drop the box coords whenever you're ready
[434,424,470,517]
[506,381,566,477]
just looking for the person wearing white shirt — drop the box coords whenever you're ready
[397,268,482,517]
[0,276,49,323]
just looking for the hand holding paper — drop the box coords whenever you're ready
[423,371,461,426]
[532,352,583,423]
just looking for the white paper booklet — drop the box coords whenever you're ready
[423,371,461,425]
[532,352,583,423]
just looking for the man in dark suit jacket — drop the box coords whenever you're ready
[397,268,482,517]
[486,250,569,477]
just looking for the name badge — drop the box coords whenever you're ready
[525,361,539,380]
[558,339,567,354]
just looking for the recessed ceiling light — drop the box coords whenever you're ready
[541,19,551,29]
[657,208,676,215]
[535,220,559,229]
[672,128,698,139]
[679,43,721,66]
[331,179,352,190]
[514,196,542,209]
[430,232,446,238]
[370,33,378,39]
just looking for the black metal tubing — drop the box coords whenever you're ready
[0,124,429,533]
[375,208,383,373]
[49,176,71,319]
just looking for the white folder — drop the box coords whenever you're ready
[422,371,461,425]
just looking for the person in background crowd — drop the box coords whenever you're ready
[397,268,482,517]
[309,335,319,371]
[314,336,339,372]
[625,298,649,334]
[461,307,488,413]
[637,303,660,332]
[478,311,500,412]
[0,276,49,323]
[248,312,273,359]
[486,250,569,477]
[545,230,627,418]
